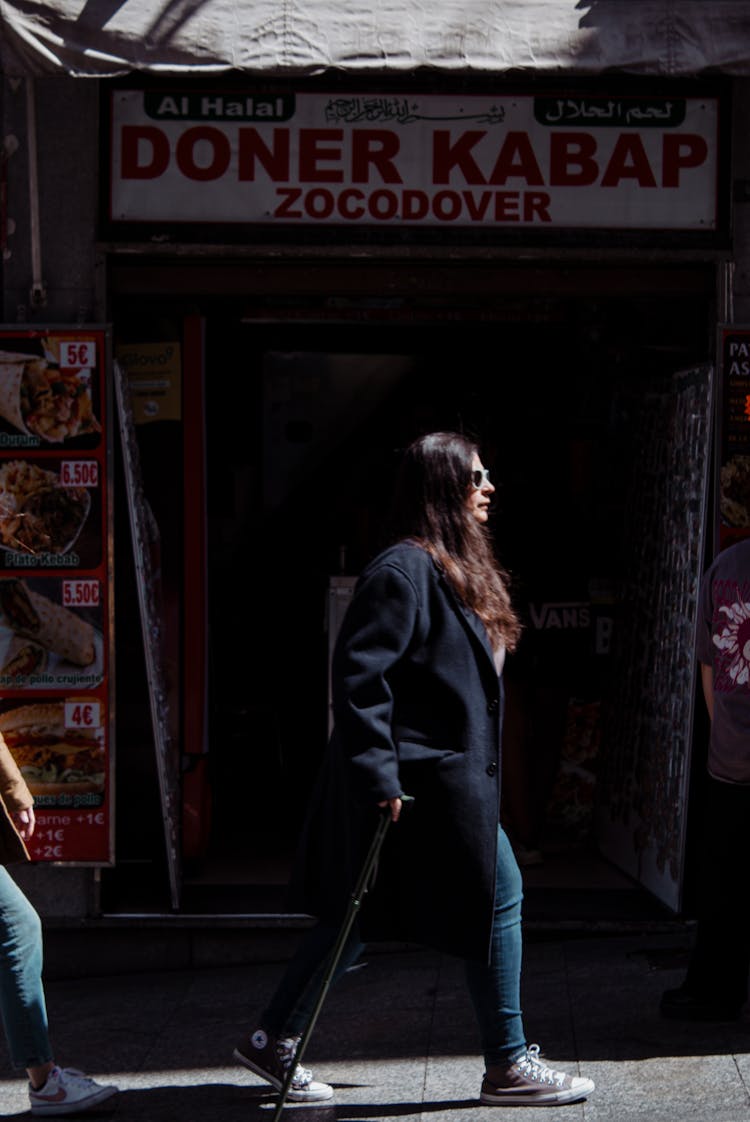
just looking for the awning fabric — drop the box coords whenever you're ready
[1,0,750,79]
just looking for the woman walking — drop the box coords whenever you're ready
[234,430,595,1108]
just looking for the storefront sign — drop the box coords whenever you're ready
[0,328,112,864]
[109,89,720,230]
[717,326,750,551]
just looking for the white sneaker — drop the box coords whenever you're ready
[29,1066,118,1115]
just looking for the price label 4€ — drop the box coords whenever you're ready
[59,460,98,488]
[64,701,101,730]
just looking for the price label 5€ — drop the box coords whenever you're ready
[59,341,96,370]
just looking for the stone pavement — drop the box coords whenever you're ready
[2,928,750,1120]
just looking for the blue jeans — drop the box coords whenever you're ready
[0,867,52,1070]
[685,776,750,1010]
[464,825,526,1066]
[262,825,527,1067]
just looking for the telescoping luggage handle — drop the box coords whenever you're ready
[272,795,413,1120]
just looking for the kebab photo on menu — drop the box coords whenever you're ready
[0,459,91,557]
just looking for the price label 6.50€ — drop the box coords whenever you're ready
[59,460,99,487]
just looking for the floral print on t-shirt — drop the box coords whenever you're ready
[713,597,750,687]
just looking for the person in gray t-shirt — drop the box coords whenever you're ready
[661,537,750,1021]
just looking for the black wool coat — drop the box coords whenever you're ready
[289,541,506,963]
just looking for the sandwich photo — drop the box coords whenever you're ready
[0,701,105,796]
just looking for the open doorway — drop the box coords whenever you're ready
[192,276,713,915]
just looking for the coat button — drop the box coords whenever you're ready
[487,698,499,713]
[486,762,497,776]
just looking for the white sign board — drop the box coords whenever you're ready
[109,89,720,231]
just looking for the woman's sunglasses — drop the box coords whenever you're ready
[470,468,491,489]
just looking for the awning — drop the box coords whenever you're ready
[1,0,750,79]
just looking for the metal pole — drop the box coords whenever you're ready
[271,805,396,1121]
[24,77,46,308]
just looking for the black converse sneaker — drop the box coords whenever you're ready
[234,1027,334,1102]
[480,1043,595,1106]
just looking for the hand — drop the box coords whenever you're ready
[12,807,35,841]
[378,796,402,822]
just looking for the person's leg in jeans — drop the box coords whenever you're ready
[235,919,364,1102]
[685,777,750,1011]
[464,829,596,1105]
[0,867,52,1070]
[260,921,366,1038]
[464,825,527,1067]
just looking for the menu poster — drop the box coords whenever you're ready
[718,326,750,552]
[0,327,112,864]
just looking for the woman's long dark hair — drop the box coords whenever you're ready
[390,431,522,652]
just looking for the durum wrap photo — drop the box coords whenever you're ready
[0,348,100,443]
[0,579,95,666]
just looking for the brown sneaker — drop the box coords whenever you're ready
[233,1027,334,1102]
[481,1044,595,1106]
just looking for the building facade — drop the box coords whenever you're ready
[1,2,750,923]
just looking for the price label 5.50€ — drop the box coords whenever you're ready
[62,580,100,607]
